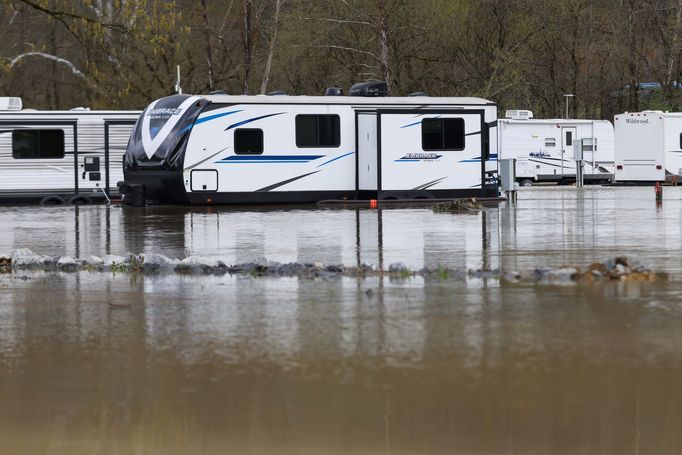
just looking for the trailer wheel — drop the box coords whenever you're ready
[68,195,93,206]
[39,195,65,206]
[519,179,533,187]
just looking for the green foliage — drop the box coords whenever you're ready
[2,0,682,119]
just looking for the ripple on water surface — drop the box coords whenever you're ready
[1,187,682,453]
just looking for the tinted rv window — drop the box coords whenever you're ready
[12,129,65,159]
[545,138,556,147]
[234,129,263,155]
[565,131,573,146]
[421,118,465,151]
[679,133,682,149]
[296,115,340,147]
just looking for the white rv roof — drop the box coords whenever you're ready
[615,111,682,118]
[0,109,140,117]
[202,94,495,106]
[499,118,610,124]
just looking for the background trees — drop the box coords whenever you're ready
[2,0,682,119]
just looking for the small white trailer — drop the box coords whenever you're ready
[613,111,682,182]
[0,97,140,204]
[121,82,499,205]
[497,110,614,185]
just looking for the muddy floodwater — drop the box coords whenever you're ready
[2,187,682,453]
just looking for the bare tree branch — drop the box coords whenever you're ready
[8,52,88,81]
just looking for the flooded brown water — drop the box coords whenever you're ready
[2,187,682,453]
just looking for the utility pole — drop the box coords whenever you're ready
[564,94,574,119]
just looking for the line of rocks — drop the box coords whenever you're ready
[469,256,660,283]
[432,198,484,213]
[2,249,663,283]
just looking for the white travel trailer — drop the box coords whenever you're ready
[613,111,682,182]
[0,97,140,204]
[497,110,614,185]
[121,82,498,205]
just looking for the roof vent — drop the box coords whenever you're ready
[267,90,287,96]
[505,109,533,120]
[324,87,343,96]
[349,81,388,97]
[208,90,228,95]
[408,91,428,97]
[0,97,22,111]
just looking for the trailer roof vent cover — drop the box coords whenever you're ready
[0,97,22,111]
[349,81,388,97]
[266,90,287,96]
[324,87,344,96]
[408,91,428,97]
[208,90,228,95]
[505,109,533,120]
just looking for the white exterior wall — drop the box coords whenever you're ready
[614,112,665,181]
[183,104,356,194]
[662,115,682,177]
[181,101,497,196]
[0,111,138,198]
[498,119,614,181]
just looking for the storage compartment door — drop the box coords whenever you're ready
[378,111,484,193]
[191,169,218,192]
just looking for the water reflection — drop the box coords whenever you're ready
[1,272,682,453]
[3,187,682,277]
[3,188,682,452]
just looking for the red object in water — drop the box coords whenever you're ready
[655,182,663,198]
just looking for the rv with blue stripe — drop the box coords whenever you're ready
[122,81,498,205]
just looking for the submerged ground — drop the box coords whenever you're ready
[1,187,682,454]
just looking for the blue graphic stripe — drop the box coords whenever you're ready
[196,110,243,125]
[225,113,284,130]
[400,120,422,129]
[216,155,323,164]
[178,110,244,135]
[399,114,441,129]
[316,151,355,168]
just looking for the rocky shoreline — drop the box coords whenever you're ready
[0,249,664,284]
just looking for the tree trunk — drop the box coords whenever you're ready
[260,0,283,94]
[241,0,253,94]
[378,0,391,93]
[201,0,215,91]
[665,0,682,100]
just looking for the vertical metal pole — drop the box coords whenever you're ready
[104,122,110,198]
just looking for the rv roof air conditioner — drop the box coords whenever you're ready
[208,90,228,95]
[349,81,388,97]
[408,91,428,97]
[324,87,344,96]
[505,109,533,120]
[0,97,23,111]
[267,90,287,96]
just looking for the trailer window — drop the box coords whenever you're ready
[422,118,464,151]
[296,115,340,147]
[234,129,263,155]
[545,138,556,147]
[12,129,65,159]
[679,133,682,149]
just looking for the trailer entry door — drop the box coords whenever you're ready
[561,127,577,175]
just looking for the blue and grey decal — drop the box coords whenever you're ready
[395,152,443,162]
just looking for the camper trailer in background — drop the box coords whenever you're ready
[613,111,682,182]
[121,82,499,205]
[498,110,614,186]
[0,97,140,204]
